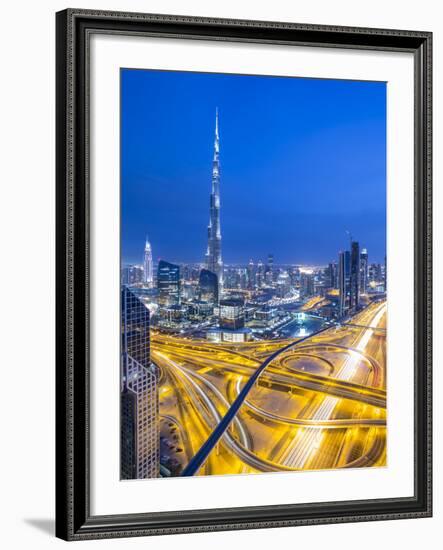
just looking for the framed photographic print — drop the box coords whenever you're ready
[55,9,432,540]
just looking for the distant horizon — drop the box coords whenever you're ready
[121,69,386,267]
[121,253,384,269]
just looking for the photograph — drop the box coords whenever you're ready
[119,68,388,479]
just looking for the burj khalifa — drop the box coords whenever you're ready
[205,108,223,290]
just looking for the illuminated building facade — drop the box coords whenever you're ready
[256,260,264,288]
[360,248,368,294]
[207,327,251,343]
[157,260,180,306]
[265,253,274,284]
[247,259,255,289]
[219,298,245,330]
[143,236,154,286]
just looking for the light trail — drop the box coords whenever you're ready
[154,351,256,473]
[279,302,387,469]
[178,365,250,449]
[235,376,386,429]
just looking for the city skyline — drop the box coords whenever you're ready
[120,67,387,480]
[121,69,386,265]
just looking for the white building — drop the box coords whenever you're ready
[143,235,154,286]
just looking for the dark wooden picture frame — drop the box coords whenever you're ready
[56,8,432,541]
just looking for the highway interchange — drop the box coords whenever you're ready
[154,300,387,476]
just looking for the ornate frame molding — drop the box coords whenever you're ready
[55,9,432,540]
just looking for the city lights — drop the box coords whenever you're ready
[120,109,387,479]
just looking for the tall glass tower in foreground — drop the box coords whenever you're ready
[120,286,159,479]
[205,108,223,290]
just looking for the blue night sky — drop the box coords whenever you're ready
[121,68,386,266]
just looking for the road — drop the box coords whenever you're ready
[153,300,387,476]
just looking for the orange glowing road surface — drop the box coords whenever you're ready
[154,300,387,476]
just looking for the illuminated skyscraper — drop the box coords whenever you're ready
[256,260,264,288]
[247,259,255,290]
[219,298,245,330]
[265,253,274,285]
[143,236,154,286]
[121,286,159,479]
[350,241,360,311]
[157,260,180,306]
[277,270,291,298]
[338,250,351,318]
[360,248,368,294]
[205,108,223,289]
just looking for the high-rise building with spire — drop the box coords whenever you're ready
[205,108,223,291]
[143,236,153,287]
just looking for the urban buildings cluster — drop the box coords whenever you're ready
[122,110,386,344]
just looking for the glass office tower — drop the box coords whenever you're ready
[121,286,159,479]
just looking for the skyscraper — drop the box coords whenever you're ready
[199,268,219,304]
[205,108,223,289]
[157,260,180,306]
[327,262,338,289]
[368,262,383,287]
[265,254,274,285]
[121,286,159,479]
[338,250,351,318]
[360,248,368,294]
[350,241,360,311]
[143,236,154,286]
[219,298,245,330]
[247,259,255,290]
[256,260,264,288]
[276,270,291,297]
[300,272,315,298]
